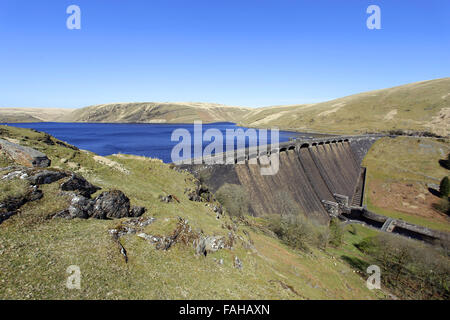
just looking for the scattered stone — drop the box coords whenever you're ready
[194,236,226,256]
[110,217,156,239]
[234,256,243,270]
[60,173,101,197]
[124,216,155,228]
[137,233,160,242]
[160,194,173,203]
[1,170,28,181]
[0,138,50,167]
[212,205,223,215]
[186,184,215,202]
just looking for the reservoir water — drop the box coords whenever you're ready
[2,122,313,163]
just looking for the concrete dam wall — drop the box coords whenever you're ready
[178,135,379,224]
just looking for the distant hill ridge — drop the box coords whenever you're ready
[1,78,449,135]
[65,102,251,124]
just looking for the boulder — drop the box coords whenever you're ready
[67,195,94,219]
[195,236,225,256]
[0,138,50,167]
[60,173,101,197]
[91,190,131,219]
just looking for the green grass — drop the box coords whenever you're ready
[0,178,30,203]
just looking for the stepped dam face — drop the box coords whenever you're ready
[179,136,379,224]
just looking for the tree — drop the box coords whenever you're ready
[439,176,450,198]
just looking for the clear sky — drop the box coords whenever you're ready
[0,0,449,108]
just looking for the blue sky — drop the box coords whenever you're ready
[0,0,449,108]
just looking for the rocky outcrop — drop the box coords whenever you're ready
[0,186,43,224]
[110,217,156,239]
[0,138,50,168]
[60,173,100,197]
[194,236,226,256]
[54,190,146,220]
[186,183,215,202]
[91,190,131,219]
[137,217,236,259]
[27,170,68,185]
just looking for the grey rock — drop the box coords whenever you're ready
[234,256,243,270]
[137,233,160,243]
[60,173,100,197]
[91,190,130,219]
[1,170,28,181]
[160,194,173,203]
[0,138,50,167]
[67,195,94,219]
[28,170,67,185]
[195,236,225,256]
[55,190,147,221]
[124,216,155,228]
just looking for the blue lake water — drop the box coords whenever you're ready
[2,122,312,163]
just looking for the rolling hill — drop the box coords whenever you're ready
[0,108,74,123]
[63,102,251,124]
[239,78,450,136]
[1,78,449,136]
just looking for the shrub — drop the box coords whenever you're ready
[215,183,250,218]
[274,191,301,216]
[266,213,330,251]
[328,218,344,247]
[433,197,450,216]
[439,176,450,198]
[349,224,357,235]
[355,233,450,299]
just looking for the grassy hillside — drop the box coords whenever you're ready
[0,108,73,123]
[363,136,450,231]
[239,78,450,136]
[0,125,384,300]
[64,102,251,124]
